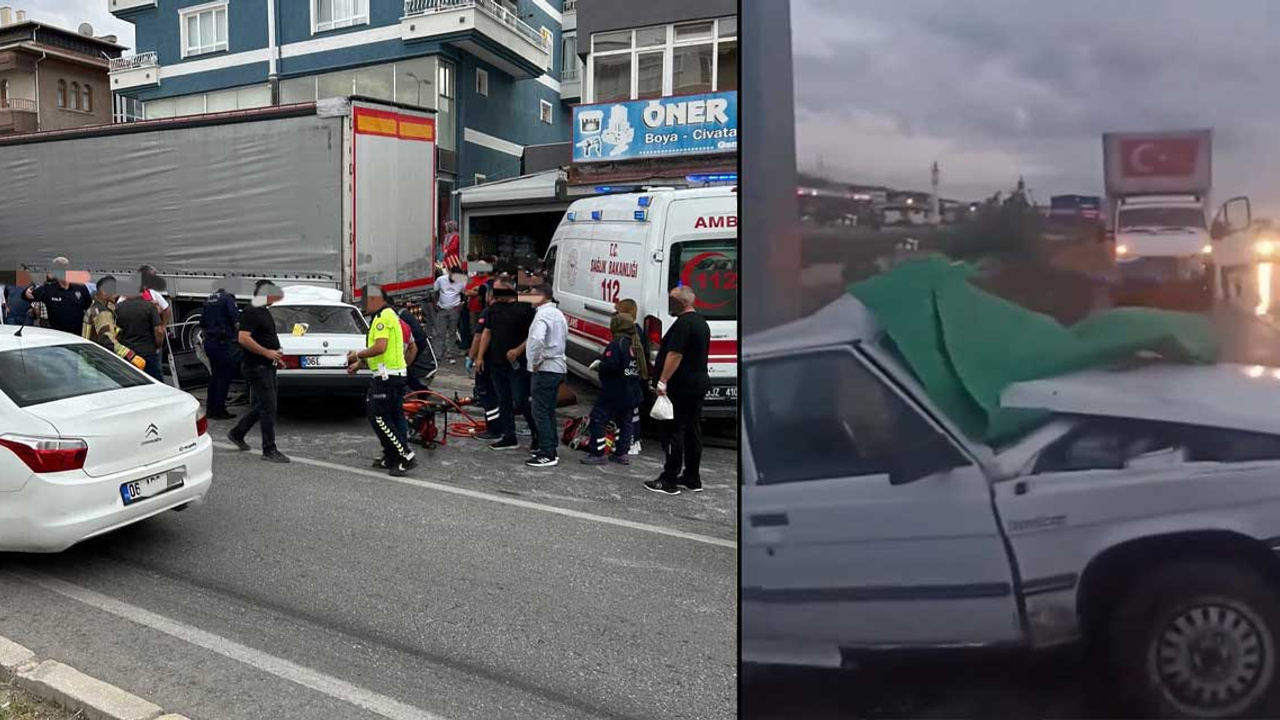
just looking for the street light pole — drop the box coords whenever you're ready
[741,0,801,335]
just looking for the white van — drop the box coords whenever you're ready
[547,187,738,418]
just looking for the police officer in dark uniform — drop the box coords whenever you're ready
[201,275,241,420]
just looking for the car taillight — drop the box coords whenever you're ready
[196,414,208,437]
[644,315,663,347]
[281,355,301,369]
[0,435,88,473]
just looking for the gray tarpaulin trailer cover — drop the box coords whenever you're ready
[0,97,437,304]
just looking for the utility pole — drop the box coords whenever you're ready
[742,0,801,335]
[930,161,941,225]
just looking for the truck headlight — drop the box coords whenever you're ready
[1257,240,1275,257]
[1116,244,1130,257]
[1202,244,1213,255]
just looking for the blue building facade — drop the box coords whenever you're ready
[109,0,574,224]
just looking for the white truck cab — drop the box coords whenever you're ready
[548,186,738,416]
[743,294,1280,717]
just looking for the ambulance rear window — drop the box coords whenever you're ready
[669,240,737,320]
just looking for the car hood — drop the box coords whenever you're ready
[1002,363,1280,435]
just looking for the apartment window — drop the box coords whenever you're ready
[587,16,738,102]
[539,99,553,124]
[56,79,66,108]
[83,84,92,112]
[314,0,368,33]
[474,173,487,186]
[71,82,81,110]
[475,68,489,97]
[181,2,228,58]
[0,79,7,103]
[437,59,456,151]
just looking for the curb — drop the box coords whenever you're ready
[0,634,190,720]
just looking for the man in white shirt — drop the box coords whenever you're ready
[523,284,568,467]
[432,265,467,363]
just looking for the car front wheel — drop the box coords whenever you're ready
[1112,560,1280,718]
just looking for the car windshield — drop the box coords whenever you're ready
[1118,207,1206,230]
[0,343,152,407]
[270,305,367,335]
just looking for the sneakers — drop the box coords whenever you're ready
[227,431,250,452]
[389,460,414,477]
[376,456,418,472]
[677,476,703,493]
[609,455,632,466]
[628,440,642,456]
[262,450,291,464]
[489,438,520,450]
[526,454,559,468]
[643,479,681,495]
[372,458,389,469]
[580,454,608,466]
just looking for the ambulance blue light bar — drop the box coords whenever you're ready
[591,210,602,221]
[594,185,644,194]
[686,173,738,184]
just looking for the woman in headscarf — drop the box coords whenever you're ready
[581,313,646,465]
[614,298,651,455]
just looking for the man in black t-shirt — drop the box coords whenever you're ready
[116,292,165,382]
[645,285,712,496]
[26,257,90,335]
[228,281,290,463]
[475,277,537,450]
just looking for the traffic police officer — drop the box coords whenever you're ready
[201,275,241,420]
[347,285,417,477]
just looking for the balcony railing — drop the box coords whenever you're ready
[561,65,579,81]
[0,98,36,112]
[563,0,577,11]
[109,51,159,73]
[404,0,550,51]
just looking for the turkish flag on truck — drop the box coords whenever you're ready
[1119,137,1201,177]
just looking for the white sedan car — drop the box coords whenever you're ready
[271,286,374,397]
[0,327,213,553]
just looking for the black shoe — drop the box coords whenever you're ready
[389,461,412,477]
[227,431,250,452]
[262,450,291,464]
[207,411,237,421]
[526,454,559,468]
[489,438,520,450]
[677,477,703,493]
[643,479,681,495]
[372,458,389,469]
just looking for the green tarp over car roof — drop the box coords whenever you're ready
[849,257,1218,442]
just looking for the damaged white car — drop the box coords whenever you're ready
[742,294,1280,718]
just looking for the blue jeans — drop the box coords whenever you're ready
[530,371,563,458]
[143,353,164,382]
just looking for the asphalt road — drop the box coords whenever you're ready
[0,368,737,720]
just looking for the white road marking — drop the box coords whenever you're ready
[212,442,736,549]
[6,570,447,720]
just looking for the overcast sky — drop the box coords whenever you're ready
[21,0,135,49]
[792,0,1280,215]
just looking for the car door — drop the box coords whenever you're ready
[741,344,1024,650]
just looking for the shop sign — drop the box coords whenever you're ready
[572,91,738,164]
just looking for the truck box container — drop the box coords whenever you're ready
[1102,129,1212,197]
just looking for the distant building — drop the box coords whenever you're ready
[0,7,123,134]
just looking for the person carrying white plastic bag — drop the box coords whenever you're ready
[650,394,674,421]
[644,286,712,496]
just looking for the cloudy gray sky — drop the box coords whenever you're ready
[793,0,1280,215]
[20,0,135,49]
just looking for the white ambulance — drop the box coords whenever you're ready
[547,186,738,418]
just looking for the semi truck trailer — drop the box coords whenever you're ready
[0,96,438,346]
